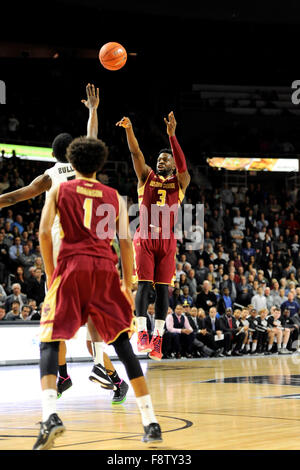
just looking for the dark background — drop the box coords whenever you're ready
[1,1,300,162]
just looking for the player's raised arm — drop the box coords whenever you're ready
[81,83,100,139]
[0,173,52,209]
[39,184,59,287]
[116,193,134,308]
[164,111,190,192]
[116,116,151,185]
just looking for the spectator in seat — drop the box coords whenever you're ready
[179,286,193,307]
[219,307,246,356]
[204,306,231,355]
[165,303,194,359]
[5,283,27,311]
[280,291,300,318]
[18,244,37,278]
[251,286,267,312]
[26,267,46,306]
[5,300,21,320]
[186,305,221,357]
[195,258,209,285]
[8,236,23,267]
[217,287,233,315]
[19,304,32,321]
[28,298,40,320]
[195,280,217,313]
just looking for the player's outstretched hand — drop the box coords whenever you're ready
[81,83,99,109]
[164,111,177,137]
[115,116,132,129]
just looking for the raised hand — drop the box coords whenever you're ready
[164,111,177,136]
[115,116,132,129]
[81,83,99,109]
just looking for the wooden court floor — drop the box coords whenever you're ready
[2,354,300,451]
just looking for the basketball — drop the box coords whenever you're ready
[99,42,127,71]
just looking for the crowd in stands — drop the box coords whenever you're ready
[1,149,300,362]
[157,178,300,358]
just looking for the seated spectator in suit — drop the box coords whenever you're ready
[185,305,220,357]
[219,307,246,356]
[204,306,231,355]
[5,283,27,312]
[5,300,21,320]
[179,286,193,307]
[195,280,217,313]
[267,306,291,354]
[165,303,194,359]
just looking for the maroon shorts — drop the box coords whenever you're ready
[40,255,134,344]
[133,233,176,285]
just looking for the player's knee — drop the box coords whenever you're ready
[112,333,143,380]
[40,341,59,379]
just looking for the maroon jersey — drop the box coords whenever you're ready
[56,177,119,262]
[137,169,184,239]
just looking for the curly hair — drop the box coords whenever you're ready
[66,136,108,176]
[52,133,73,163]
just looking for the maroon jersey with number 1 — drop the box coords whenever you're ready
[40,177,134,344]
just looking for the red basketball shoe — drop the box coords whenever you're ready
[137,330,152,353]
[149,333,163,361]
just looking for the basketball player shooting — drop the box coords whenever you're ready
[116,111,190,360]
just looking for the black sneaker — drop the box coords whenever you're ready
[111,379,129,405]
[57,375,72,398]
[33,413,65,450]
[142,422,163,443]
[89,363,116,390]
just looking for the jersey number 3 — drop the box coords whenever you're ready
[156,189,166,206]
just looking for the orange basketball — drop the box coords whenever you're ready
[99,42,127,71]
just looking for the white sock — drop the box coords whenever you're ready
[137,316,147,332]
[154,320,165,337]
[246,344,250,351]
[283,343,287,349]
[268,343,273,351]
[252,342,257,352]
[136,394,158,426]
[278,343,282,349]
[241,344,245,350]
[42,389,57,422]
[92,342,105,367]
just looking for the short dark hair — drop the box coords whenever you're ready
[52,133,73,163]
[158,148,172,157]
[66,137,108,175]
